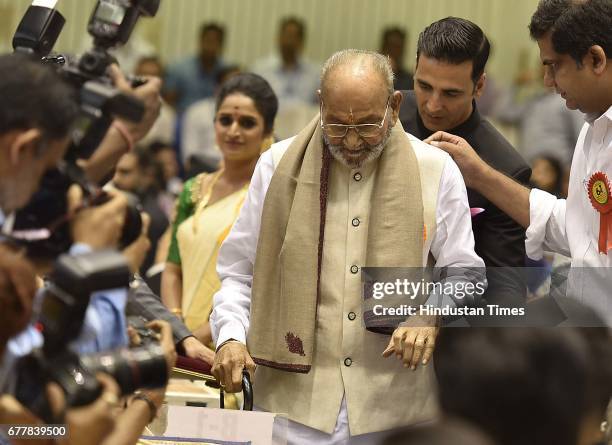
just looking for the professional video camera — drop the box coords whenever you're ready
[14,251,168,423]
[5,0,161,259]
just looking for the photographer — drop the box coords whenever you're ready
[0,53,171,444]
[0,52,79,349]
[0,53,124,445]
[0,319,177,445]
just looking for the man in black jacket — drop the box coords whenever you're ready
[399,17,531,307]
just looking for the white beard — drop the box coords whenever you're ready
[323,125,393,169]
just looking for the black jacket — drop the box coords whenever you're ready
[400,91,531,304]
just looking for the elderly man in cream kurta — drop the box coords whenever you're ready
[210,50,485,444]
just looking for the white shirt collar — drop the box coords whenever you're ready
[585,104,612,125]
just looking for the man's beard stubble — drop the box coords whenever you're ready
[323,124,393,169]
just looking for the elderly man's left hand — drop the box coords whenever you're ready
[382,315,439,370]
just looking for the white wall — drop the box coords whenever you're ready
[0,0,542,84]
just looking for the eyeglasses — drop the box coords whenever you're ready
[320,96,390,139]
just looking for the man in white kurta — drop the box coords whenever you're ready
[210,50,485,443]
[427,0,612,326]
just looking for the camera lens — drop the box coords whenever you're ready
[80,344,168,395]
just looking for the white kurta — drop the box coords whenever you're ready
[526,105,612,325]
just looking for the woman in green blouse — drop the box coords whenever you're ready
[161,73,278,357]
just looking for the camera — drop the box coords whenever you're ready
[14,251,168,423]
[8,167,144,259]
[5,0,160,259]
[127,316,160,346]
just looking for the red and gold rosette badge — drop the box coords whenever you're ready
[588,172,612,254]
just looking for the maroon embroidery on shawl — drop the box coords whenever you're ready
[285,332,306,356]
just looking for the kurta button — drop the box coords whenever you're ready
[348,312,356,320]
[352,217,360,227]
[350,265,359,274]
[353,172,362,181]
[344,357,352,367]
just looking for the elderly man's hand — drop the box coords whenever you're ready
[424,131,492,189]
[108,64,162,143]
[212,341,256,393]
[382,315,439,370]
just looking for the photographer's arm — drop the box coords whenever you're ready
[81,66,162,184]
[100,321,175,445]
[0,374,120,445]
[67,188,134,353]
[99,389,164,445]
[0,243,37,357]
[46,374,120,445]
[79,124,131,184]
[68,186,128,249]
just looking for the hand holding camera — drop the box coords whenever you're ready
[68,185,129,250]
[82,66,163,183]
[7,0,162,258]
[108,64,162,143]
[46,373,120,445]
[0,244,37,351]
[128,318,177,372]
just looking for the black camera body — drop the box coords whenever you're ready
[10,166,144,259]
[6,0,160,259]
[15,251,168,423]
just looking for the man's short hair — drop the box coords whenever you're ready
[416,17,490,84]
[200,22,225,45]
[529,0,612,65]
[280,17,306,41]
[0,54,78,140]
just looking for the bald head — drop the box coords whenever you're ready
[320,49,394,99]
[317,49,402,169]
